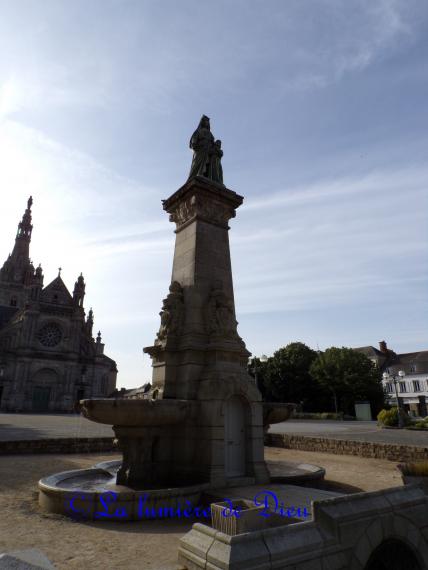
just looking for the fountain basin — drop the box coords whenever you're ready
[38,462,210,521]
[263,402,296,427]
[80,398,194,426]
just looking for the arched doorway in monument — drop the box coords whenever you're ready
[224,395,247,477]
[31,368,58,412]
[364,538,422,570]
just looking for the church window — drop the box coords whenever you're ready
[37,323,62,347]
[10,296,17,307]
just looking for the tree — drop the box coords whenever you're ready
[310,347,385,416]
[256,342,318,406]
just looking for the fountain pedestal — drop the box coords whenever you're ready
[141,176,270,487]
[39,119,298,519]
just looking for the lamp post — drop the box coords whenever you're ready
[383,370,406,428]
[248,354,268,392]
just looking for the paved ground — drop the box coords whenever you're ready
[0,448,402,570]
[270,419,428,447]
[0,413,113,441]
[1,414,428,447]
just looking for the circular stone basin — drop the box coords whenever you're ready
[266,460,325,484]
[80,398,193,426]
[263,403,296,426]
[39,463,210,521]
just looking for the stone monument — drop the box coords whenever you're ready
[39,116,294,519]
[143,114,270,486]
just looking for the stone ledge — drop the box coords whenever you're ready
[265,433,428,462]
[0,437,115,455]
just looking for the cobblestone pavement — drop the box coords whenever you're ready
[269,419,428,447]
[0,413,113,440]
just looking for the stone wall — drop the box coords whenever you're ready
[266,433,428,462]
[0,437,115,455]
[178,485,428,569]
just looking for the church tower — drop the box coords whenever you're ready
[0,197,117,412]
[0,196,39,309]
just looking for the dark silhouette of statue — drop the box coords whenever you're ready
[188,115,224,185]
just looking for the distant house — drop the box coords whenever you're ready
[354,340,428,417]
[0,197,117,412]
[110,383,151,399]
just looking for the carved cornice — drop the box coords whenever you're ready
[163,176,243,230]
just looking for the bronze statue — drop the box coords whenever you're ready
[188,115,224,185]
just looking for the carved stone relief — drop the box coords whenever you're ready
[206,284,238,340]
[169,194,235,229]
[155,281,184,345]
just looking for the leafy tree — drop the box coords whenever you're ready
[310,347,385,416]
[253,342,319,407]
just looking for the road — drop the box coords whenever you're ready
[0,412,113,441]
[1,414,428,447]
[269,419,428,447]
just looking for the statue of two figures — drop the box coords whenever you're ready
[188,115,224,185]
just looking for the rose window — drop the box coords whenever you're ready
[37,323,62,347]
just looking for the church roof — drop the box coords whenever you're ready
[41,276,73,306]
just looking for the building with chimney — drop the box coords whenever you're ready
[0,197,117,412]
[354,340,428,417]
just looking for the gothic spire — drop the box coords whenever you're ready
[1,197,34,284]
[15,196,33,246]
[73,272,86,308]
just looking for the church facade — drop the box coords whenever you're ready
[0,197,117,412]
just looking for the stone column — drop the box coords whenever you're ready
[144,175,269,485]
[145,175,250,400]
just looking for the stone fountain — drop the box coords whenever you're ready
[38,116,295,520]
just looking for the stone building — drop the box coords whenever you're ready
[0,197,117,412]
[354,340,428,416]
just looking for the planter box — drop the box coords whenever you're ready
[401,474,428,494]
[211,499,268,535]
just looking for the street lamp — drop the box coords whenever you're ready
[248,354,268,392]
[383,370,406,428]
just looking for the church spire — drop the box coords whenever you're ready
[11,196,33,263]
[73,273,86,308]
[1,197,34,284]
[14,196,33,248]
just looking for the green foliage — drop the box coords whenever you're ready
[310,347,385,416]
[377,407,399,426]
[256,342,319,407]
[408,417,428,430]
[250,342,385,416]
[293,412,351,420]
[377,407,411,427]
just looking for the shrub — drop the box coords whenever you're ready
[408,418,428,430]
[398,461,428,476]
[293,412,346,421]
[377,407,411,427]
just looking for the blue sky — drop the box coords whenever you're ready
[1,0,427,387]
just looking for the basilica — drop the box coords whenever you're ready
[0,197,117,412]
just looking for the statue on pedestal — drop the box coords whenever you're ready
[188,115,224,185]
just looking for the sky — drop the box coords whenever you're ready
[0,0,427,388]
